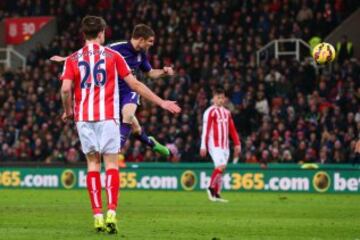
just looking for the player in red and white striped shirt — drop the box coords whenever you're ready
[60,16,180,234]
[200,87,241,202]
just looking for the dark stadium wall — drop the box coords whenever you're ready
[325,8,360,58]
[14,18,57,57]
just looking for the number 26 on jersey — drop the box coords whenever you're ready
[78,59,107,89]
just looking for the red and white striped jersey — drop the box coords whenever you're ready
[60,43,130,122]
[200,105,240,150]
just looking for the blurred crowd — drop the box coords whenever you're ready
[0,0,359,164]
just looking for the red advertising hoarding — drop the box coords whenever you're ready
[4,17,53,45]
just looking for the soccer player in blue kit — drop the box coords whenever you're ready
[51,24,174,156]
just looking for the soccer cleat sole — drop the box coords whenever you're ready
[106,223,118,234]
[215,198,229,203]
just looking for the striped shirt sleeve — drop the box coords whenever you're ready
[60,57,75,81]
[228,112,240,146]
[200,108,213,150]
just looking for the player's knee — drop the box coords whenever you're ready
[104,155,119,170]
[105,162,118,170]
[132,125,142,135]
[87,161,101,172]
[86,152,101,170]
[122,113,134,124]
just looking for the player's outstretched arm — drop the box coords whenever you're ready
[50,55,67,62]
[147,66,175,79]
[229,113,241,160]
[124,74,181,114]
[200,109,212,158]
[59,57,75,121]
[60,79,73,121]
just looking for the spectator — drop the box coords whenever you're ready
[0,0,358,164]
[281,150,294,163]
[296,3,314,23]
[255,91,270,115]
[318,146,330,164]
[336,35,354,64]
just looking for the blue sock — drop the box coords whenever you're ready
[120,123,132,147]
[135,131,155,147]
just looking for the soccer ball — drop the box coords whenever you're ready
[312,42,336,65]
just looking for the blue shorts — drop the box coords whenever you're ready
[120,91,140,109]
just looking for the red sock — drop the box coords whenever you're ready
[86,171,102,214]
[214,173,223,194]
[106,169,120,211]
[209,168,222,189]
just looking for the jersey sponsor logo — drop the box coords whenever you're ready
[70,49,113,61]
[181,170,197,191]
[61,169,76,189]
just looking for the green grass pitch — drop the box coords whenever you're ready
[0,190,359,240]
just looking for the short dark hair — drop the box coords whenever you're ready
[132,24,155,40]
[214,87,225,96]
[81,16,107,40]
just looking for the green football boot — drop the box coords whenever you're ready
[105,211,118,234]
[94,215,105,232]
[149,136,170,156]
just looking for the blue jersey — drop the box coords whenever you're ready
[108,41,152,94]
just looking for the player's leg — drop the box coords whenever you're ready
[208,148,228,202]
[121,95,170,156]
[86,152,105,231]
[120,102,135,148]
[103,154,120,234]
[76,121,105,232]
[207,165,224,201]
[212,150,230,202]
[213,165,227,202]
[131,115,170,156]
[207,148,220,201]
[98,119,122,234]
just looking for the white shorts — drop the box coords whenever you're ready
[76,119,121,154]
[209,147,230,167]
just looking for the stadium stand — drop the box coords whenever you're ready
[0,0,359,164]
